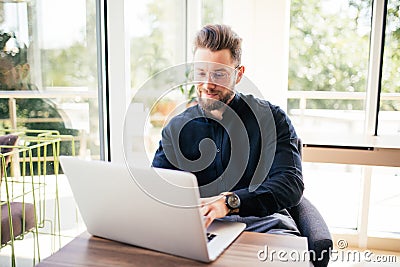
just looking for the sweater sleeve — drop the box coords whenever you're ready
[151,124,179,170]
[235,107,304,217]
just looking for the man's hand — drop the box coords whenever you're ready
[200,194,230,229]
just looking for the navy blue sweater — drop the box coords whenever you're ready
[152,93,304,217]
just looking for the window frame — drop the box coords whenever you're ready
[293,0,400,250]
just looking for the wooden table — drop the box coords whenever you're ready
[37,231,309,266]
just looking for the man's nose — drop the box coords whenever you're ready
[204,76,216,89]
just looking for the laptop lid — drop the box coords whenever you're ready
[60,156,245,262]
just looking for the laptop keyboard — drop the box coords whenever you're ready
[206,233,217,242]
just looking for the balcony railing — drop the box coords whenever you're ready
[287,90,400,121]
[287,90,400,108]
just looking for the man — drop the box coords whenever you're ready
[152,24,303,235]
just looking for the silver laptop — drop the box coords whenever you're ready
[60,156,246,262]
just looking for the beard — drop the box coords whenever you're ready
[198,89,235,112]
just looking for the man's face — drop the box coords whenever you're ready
[193,48,243,112]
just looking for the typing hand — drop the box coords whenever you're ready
[200,195,229,229]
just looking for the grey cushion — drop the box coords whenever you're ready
[288,197,333,267]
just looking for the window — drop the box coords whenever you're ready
[288,0,400,246]
[125,0,186,158]
[288,0,372,139]
[0,0,100,161]
[128,0,186,93]
[126,0,224,159]
[107,0,399,249]
[0,0,102,258]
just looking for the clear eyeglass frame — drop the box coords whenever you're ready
[192,65,240,84]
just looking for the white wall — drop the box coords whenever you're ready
[223,0,290,110]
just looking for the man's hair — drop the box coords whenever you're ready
[0,31,28,66]
[193,24,242,65]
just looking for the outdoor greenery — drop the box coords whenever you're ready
[288,0,400,112]
[130,1,172,90]
[13,0,399,128]
[39,0,99,157]
[42,43,95,87]
[41,0,97,87]
[289,0,371,110]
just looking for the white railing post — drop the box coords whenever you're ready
[8,98,17,129]
[299,95,307,124]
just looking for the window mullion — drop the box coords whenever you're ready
[358,166,373,249]
[96,0,109,161]
[186,0,202,63]
[365,0,387,136]
[105,0,131,163]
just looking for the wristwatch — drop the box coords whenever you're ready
[224,192,240,215]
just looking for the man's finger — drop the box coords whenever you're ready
[204,210,216,228]
[200,205,210,216]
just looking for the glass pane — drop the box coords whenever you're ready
[128,0,185,92]
[288,0,372,140]
[303,162,362,230]
[202,0,223,25]
[0,0,100,161]
[379,0,400,135]
[127,0,185,155]
[368,166,400,235]
[0,0,99,258]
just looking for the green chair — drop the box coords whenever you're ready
[1,134,40,266]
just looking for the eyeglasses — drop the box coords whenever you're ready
[193,65,240,84]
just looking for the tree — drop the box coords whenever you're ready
[289,0,370,110]
[289,0,399,112]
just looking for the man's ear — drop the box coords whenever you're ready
[235,65,245,84]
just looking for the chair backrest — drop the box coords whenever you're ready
[296,138,303,159]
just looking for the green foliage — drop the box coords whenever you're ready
[35,0,400,115]
[179,81,197,105]
[41,43,94,86]
[40,0,97,88]
[289,0,400,112]
[130,0,179,90]
[202,0,224,25]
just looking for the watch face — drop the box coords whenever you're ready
[227,194,240,209]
